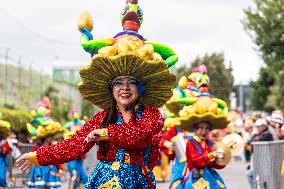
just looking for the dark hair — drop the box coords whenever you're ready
[101,97,118,129]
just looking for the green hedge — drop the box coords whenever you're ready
[0,108,31,133]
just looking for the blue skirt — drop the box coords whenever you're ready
[184,167,226,189]
[169,158,187,189]
[84,161,155,189]
[28,165,61,188]
[68,159,88,189]
[0,156,8,187]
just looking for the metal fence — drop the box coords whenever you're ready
[252,140,284,189]
[7,143,99,180]
[7,143,34,178]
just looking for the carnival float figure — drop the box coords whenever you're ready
[17,0,177,188]
[26,105,64,189]
[64,108,88,189]
[0,112,11,188]
[78,0,178,67]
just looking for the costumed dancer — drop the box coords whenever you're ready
[26,105,64,189]
[159,111,188,189]
[160,65,209,189]
[64,108,88,189]
[0,112,11,188]
[17,0,177,188]
[175,79,233,189]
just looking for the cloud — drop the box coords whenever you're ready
[0,0,260,83]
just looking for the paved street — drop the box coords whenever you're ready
[156,160,249,188]
[10,160,249,188]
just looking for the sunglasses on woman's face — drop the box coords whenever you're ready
[113,79,139,88]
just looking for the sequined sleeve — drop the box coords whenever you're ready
[36,111,106,166]
[108,106,163,149]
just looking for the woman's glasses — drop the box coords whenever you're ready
[112,79,139,88]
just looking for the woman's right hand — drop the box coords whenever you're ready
[16,153,32,171]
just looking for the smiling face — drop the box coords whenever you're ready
[112,76,139,110]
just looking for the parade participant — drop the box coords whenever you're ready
[159,126,188,189]
[159,110,190,189]
[64,108,88,189]
[0,112,11,188]
[161,65,216,188]
[184,122,227,189]
[175,85,229,188]
[26,106,64,189]
[16,0,177,188]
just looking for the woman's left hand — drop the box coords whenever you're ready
[84,129,108,143]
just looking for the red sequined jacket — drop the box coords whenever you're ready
[186,137,224,170]
[32,144,63,171]
[33,106,163,168]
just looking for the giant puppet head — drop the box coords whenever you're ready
[190,64,210,93]
[120,0,143,31]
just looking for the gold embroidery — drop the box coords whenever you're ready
[192,177,210,189]
[170,180,181,189]
[69,170,77,189]
[98,176,121,189]
[216,180,225,188]
[124,152,131,164]
[111,162,120,171]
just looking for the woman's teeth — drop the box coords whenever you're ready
[121,93,131,97]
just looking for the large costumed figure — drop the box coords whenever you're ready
[160,65,210,189]
[17,0,177,188]
[64,108,88,189]
[175,73,243,189]
[162,65,243,189]
[26,104,64,189]
[0,112,11,188]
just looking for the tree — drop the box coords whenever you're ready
[43,85,72,122]
[249,67,274,111]
[81,100,100,120]
[175,53,234,104]
[243,0,284,110]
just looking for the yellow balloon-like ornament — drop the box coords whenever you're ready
[78,11,94,31]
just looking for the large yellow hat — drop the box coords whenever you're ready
[177,96,229,132]
[27,121,64,141]
[0,120,11,138]
[79,52,176,109]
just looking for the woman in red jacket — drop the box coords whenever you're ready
[17,55,175,189]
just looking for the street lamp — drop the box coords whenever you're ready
[29,61,34,108]
[17,55,22,108]
[40,66,44,98]
[4,49,10,105]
